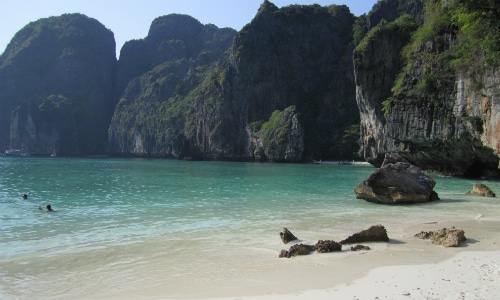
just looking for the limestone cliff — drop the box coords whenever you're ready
[108,2,360,162]
[0,14,116,155]
[114,14,236,103]
[107,14,236,157]
[5,0,497,174]
[355,0,500,178]
[178,2,358,161]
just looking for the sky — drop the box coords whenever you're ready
[1,0,379,58]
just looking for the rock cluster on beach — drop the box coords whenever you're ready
[354,153,440,204]
[279,225,467,258]
[278,226,384,258]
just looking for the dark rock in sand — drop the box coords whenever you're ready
[340,225,389,244]
[354,153,439,204]
[280,227,298,244]
[415,228,466,247]
[350,245,371,251]
[314,240,342,253]
[279,243,315,258]
[466,184,496,197]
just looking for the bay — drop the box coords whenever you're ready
[0,157,498,299]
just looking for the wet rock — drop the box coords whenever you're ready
[279,243,315,258]
[415,228,466,247]
[340,225,389,244]
[466,184,496,197]
[314,240,342,253]
[280,227,298,244]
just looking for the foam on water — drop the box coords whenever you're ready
[1,157,499,299]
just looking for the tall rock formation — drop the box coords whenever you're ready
[108,1,359,161]
[107,14,236,157]
[355,0,500,178]
[208,1,358,162]
[0,13,116,155]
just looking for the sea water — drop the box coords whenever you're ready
[1,157,499,299]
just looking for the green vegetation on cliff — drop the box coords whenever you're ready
[374,0,500,117]
[356,0,500,177]
[260,108,293,145]
[453,0,500,73]
[392,0,499,99]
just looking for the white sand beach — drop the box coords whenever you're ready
[201,218,500,300]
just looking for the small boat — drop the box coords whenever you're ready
[337,160,353,165]
[5,149,22,156]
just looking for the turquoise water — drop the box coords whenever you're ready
[1,157,499,299]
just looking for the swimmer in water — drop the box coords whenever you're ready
[39,205,54,212]
[22,194,28,199]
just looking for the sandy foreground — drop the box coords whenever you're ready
[111,217,500,300]
[202,218,500,300]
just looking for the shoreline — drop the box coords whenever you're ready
[165,218,500,300]
[211,250,500,300]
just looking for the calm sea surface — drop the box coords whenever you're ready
[1,157,499,299]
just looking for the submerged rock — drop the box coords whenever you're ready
[354,153,439,204]
[466,184,496,197]
[350,245,371,251]
[415,228,466,247]
[340,225,389,244]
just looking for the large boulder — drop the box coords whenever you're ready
[354,153,439,204]
[466,184,496,197]
[339,225,389,244]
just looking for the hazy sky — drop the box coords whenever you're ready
[1,0,379,58]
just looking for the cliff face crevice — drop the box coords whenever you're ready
[354,17,418,165]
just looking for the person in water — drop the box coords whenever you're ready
[22,194,28,199]
[39,205,54,212]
